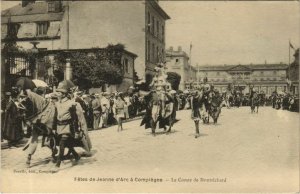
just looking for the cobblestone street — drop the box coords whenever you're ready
[1,107,299,192]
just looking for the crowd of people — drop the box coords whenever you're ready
[0,71,298,168]
[271,92,299,112]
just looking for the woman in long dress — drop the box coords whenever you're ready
[3,87,24,147]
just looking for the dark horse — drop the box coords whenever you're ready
[21,90,92,167]
[140,91,176,135]
[202,90,223,124]
[250,92,260,113]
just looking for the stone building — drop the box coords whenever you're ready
[196,63,289,95]
[165,46,196,90]
[2,0,172,92]
[287,48,299,95]
[1,0,170,79]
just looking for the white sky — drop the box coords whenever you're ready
[2,1,300,67]
[160,1,300,66]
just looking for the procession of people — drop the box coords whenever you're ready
[1,62,299,170]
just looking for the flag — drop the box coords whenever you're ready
[289,41,295,49]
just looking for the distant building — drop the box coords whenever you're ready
[1,0,170,79]
[196,63,289,95]
[287,48,299,95]
[165,46,196,90]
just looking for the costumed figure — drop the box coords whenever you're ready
[190,90,203,138]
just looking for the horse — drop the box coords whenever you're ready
[140,91,176,135]
[22,90,92,167]
[250,92,260,113]
[209,91,223,124]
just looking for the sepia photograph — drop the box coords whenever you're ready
[0,0,299,192]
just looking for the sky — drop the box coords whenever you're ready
[1,1,299,67]
[160,1,300,66]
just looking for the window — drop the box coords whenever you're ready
[151,16,155,35]
[162,25,165,42]
[151,43,155,62]
[48,2,56,12]
[175,59,179,63]
[156,46,159,62]
[217,72,220,76]
[123,58,129,73]
[147,12,151,32]
[273,71,277,75]
[147,40,150,61]
[260,71,264,75]
[156,20,159,39]
[37,22,48,36]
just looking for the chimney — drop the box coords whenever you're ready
[178,46,182,52]
[169,46,173,51]
[22,0,35,7]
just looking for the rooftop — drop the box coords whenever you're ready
[1,2,64,24]
[198,63,288,71]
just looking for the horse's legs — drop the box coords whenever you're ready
[26,154,31,166]
[151,120,156,136]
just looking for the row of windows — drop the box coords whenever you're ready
[147,12,165,42]
[203,77,286,82]
[8,22,49,36]
[146,40,164,63]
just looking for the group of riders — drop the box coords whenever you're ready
[2,61,296,170]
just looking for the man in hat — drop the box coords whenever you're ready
[53,81,88,168]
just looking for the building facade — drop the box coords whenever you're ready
[165,46,196,90]
[287,48,299,95]
[1,0,170,80]
[195,63,289,95]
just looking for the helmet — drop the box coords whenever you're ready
[56,80,75,93]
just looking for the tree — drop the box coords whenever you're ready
[54,44,125,90]
[167,72,181,90]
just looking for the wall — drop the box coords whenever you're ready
[16,39,62,50]
[145,1,166,75]
[67,1,145,78]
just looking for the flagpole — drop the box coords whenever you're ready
[288,39,291,92]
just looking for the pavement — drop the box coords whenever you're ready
[1,107,299,192]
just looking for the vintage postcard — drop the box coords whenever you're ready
[1,0,299,193]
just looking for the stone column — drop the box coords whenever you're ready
[65,58,72,80]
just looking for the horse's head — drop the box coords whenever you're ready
[23,90,56,131]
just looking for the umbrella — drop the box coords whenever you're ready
[15,77,36,90]
[183,90,189,94]
[135,80,145,85]
[32,79,48,88]
[58,80,75,89]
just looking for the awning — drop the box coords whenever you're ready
[1,24,7,39]
[47,21,60,37]
[17,23,37,38]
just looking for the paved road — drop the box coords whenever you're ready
[1,107,299,192]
